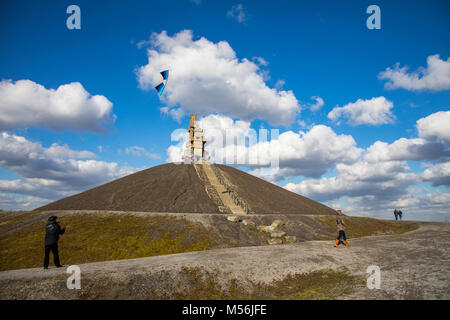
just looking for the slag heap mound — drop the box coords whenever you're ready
[37,163,336,215]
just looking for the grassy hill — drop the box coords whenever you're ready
[0,210,418,271]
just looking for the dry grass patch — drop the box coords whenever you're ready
[171,266,362,300]
[0,213,216,271]
[0,211,43,231]
[73,266,363,300]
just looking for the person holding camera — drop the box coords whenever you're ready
[43,216,66,269]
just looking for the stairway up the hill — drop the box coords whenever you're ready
[195,164,246,215]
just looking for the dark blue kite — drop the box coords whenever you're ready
[155,70,169,95]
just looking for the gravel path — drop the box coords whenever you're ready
[1,222,449,299]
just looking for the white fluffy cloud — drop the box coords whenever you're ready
[364,111,450,163]
[285,160,419,202]
[0,193,51,211]
[136,30,300,126]
[284,110,450,220]
[309,96,325,111]
[416,110,450,145]
[0,132,137,205]
[43,143,96,159]
[125,146,161,160]
[0,179,62,200]
[227,4,247,23]
[365,138,450,162]
[0,79,114,132]
[252,56,268,67]
[325,189,450,222]
[378,54,450,91]
[422,162,450,187]
[328,96,395,126]
[270,125,361,178]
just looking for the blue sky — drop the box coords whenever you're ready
[0,0,449,221]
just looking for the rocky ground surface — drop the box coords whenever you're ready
[1,221,448,300]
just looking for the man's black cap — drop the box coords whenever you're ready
[48,216,57,222]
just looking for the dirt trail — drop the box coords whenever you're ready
[1,222,448,299]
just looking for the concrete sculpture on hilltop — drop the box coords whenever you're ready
[183,114,210,163]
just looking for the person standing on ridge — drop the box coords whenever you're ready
[398,210,403,220]
[394,209,398,221]
[334,210,350,247]
[43,216,66,269]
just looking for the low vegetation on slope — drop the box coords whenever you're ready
[73,266,363,300]
[0,213,216,271]
[171,266,363,300]
[0,210,44,230]
[313,215,418,239]
[0,211,419,271]
[0,265,363,300]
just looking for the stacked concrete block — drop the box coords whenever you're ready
[284,235,297,243]
[271,220,285,229]
[267,238,283,245]
[183,114,209,163]
[270,231,286,238]
[227,215,241,222]
[257,219,297,244]
[242,219,256,227]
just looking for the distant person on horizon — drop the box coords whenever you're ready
[43,216,66,269]
[398,210,403,220]
[394,209,398,221]
[334,210,350,247]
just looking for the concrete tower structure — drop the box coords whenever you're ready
[183,114,209,163]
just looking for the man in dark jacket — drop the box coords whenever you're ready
[44,216,66,269]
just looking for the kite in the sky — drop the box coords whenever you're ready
[155,70,169,95]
